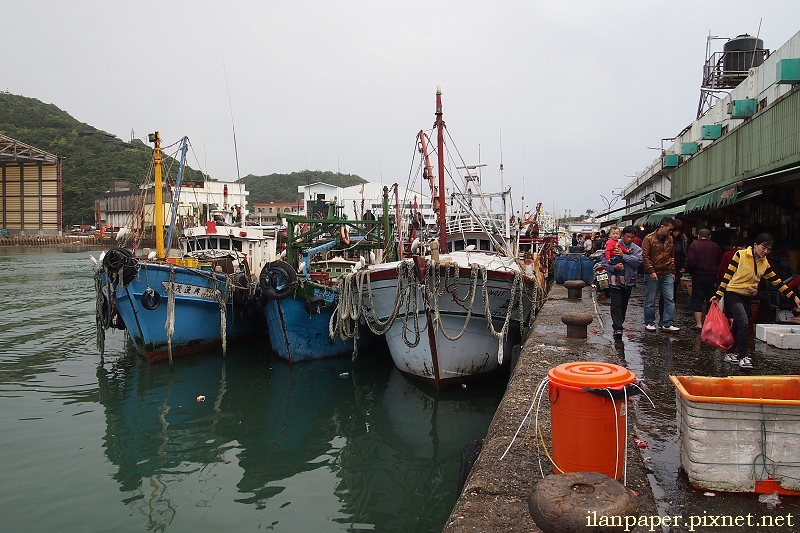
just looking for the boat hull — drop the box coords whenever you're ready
[364,254,542,389]
[264,294,378,362]
[101,263,264,362]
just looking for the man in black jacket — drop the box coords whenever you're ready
[686,228,722,330]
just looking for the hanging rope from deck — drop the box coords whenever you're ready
[166,264,176,366]
[94,275,109,355]
[215,277,230,357]
[331,258,539,359]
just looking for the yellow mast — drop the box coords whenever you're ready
[150,131,165,258]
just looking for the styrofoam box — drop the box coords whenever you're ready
[755,324,800,349]
[756,324,798,341]
[767,329,800,349]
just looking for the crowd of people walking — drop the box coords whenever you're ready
[594,217,800,370]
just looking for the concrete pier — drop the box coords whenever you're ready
[444,284,658,533]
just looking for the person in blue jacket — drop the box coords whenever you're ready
[601,225,643,338]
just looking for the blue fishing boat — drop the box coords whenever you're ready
[94,132,276,363]
[259,191,397,362]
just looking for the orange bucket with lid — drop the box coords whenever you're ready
[547,362,636,480]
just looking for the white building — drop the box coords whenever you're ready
[96,180,250,230]
[297,182,434,226]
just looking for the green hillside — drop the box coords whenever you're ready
[240,170,366,204]
[0,93,365,227]
[0,92,206,227]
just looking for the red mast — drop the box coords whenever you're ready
[435,87,446,252]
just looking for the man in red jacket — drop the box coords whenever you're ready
[686,228,722,329]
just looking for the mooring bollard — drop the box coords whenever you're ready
[563,279,585,300]
[528,472,639,533]
[561,312,593,339]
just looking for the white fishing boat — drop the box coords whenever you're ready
[330,89,547,389]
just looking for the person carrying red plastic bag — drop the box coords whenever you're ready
[700,304,733,350]
[710,233,800,369]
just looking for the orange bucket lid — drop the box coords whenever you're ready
[548,362,635,388]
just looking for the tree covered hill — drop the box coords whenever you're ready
[240,170,366,204]
[1,93,364,227]
[0,92,206,227]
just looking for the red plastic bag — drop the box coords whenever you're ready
[701,303,734,349]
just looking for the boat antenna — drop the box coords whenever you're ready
[377,140,384,185]
[221,51,244,225]
[499,130,508,239]
[221,52,241,182]
[521,138,525,214]
[751,18,763,69]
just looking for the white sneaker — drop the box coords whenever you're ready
[739,357,753,369]
[661,325,680,333]
[645,324,657,331]
[723,353,739,364]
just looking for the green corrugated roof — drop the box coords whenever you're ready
[634,204,686,226]
[684,185,737,213]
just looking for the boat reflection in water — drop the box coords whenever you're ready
[97,342,503,531]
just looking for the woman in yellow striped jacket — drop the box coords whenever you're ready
[711,233,800,369]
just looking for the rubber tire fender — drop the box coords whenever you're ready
[232,272,251,308]
[141,287,162,310]
[259,261,297,300]
[103,248,137,286]
[305,296,326,315]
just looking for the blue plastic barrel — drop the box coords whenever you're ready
[580,257,595,286]
[565,257,582,281]
[555,256,567,284]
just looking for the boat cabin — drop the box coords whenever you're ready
[180,221,278,276]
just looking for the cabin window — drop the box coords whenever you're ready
[233,240,243,252]
[187,241,195,252]
[220,238,231,250]
[454,240,465,251]
[467,239,477,249]
[210,237,218,249]
[335,267,342,273]
[480,239,490,251]
[196,238,206,250]
[326,268,332,273]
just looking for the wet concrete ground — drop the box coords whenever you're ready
[447,282,800,533]
[612,285,800,532]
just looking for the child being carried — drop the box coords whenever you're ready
[604,226,629,287]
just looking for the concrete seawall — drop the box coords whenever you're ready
[445,284,658,533]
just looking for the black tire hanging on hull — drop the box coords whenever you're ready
[259,261,297,300]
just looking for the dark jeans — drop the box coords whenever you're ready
[610,285,633,333]
[689,274,718,313]
[723,292,752,358]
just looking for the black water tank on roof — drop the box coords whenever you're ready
[723,34,766,77]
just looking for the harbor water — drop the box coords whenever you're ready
[0,248,505,533]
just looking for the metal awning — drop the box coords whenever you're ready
[684,185,738,213]
[634,204,686,226]
[0,134,59,163]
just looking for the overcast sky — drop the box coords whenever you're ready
[3,1,798,218]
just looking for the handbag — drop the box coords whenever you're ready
[701,303,734,350]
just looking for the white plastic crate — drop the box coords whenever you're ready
[671,375,800,493]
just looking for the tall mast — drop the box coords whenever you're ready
[150,131,165,259]
[436,87,446,252]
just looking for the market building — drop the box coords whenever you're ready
[600,30,800,278]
